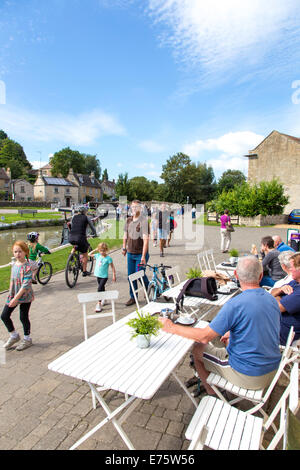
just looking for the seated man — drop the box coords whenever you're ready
[260,236,286,287]
[271,252,300,345]
[160,256,281,396]
[272,235,295,253]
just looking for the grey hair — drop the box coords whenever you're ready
[236,255,262,283]
[278,251,294,269]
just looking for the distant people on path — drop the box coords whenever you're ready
[167,211,175,247]
[272,235,295,253]
[191,207,196,219]
[88,242,116,313]
[160,256,281,395]
[1,241,35,351]
[122,200,150,307]
[27,232,51,284]
[151,205,158,247]
[68,205,97,277]
[271,252,300,345]
[220,209,232,253]
[260,236,285,287]
[158,203,170,257]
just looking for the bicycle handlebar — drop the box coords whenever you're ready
[139,263,172,271]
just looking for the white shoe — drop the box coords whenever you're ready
[16,338,32,351]
[95,303,102,312]
[3,334,20,350]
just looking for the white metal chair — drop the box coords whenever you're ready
[197,249,218,272]
[77,290,119,341]
[128,270,150,312]
[206,327,299,425]
[165,265,182,288]
[186,361,299,450]
[77,290,119,409]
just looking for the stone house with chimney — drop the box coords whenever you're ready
[33,170,78,206]
[11,178,34,202]
[245,130,300,214]
[101,178,116,199]
[66,168,102,203]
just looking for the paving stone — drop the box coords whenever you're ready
[146,415,169,433]
[166,420,185,437]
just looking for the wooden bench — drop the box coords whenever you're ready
[18,209,37,217]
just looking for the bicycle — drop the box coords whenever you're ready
[36,251,53,285]
[140,263,172,302]
[65,243,94,288]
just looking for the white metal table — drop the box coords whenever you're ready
[215,262,236,278]
[48,309,208,450]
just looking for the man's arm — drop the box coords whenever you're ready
[87,217,97,236]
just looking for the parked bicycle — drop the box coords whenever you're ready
[65,243,94,288]
[139,263,172,301]
[36,251,53,285]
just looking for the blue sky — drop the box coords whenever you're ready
[1,0,300,182]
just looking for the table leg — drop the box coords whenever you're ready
[70,383,136,450]
[172,372,198,408]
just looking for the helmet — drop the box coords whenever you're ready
[27,232,39,242]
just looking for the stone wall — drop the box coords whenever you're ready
[239,214,288,227]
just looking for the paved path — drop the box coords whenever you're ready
[0,223,293,450]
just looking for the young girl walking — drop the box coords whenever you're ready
[88,242,116,312]
[1,241,34,351]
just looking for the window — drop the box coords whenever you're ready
[21,186,25,193]
[66,188,70,194]
[54,187,59,194]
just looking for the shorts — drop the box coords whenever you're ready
[69,238,90,254]
[202,343,277,390]
[28,260,39,271]
[158,228,168,240]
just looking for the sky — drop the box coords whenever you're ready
[1,0,300,183]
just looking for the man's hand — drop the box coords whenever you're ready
[279,284,294,295]
[159,317,174,333]
[220,331,230,346]
[122,247,127,256]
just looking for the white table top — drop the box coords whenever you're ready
[48,310,208,400]
[215,262,236,273]
[162,281,238,308]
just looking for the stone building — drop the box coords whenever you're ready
[11,178,34,202]
[0,168,10,199]
[246,130,300,214]
[67,168,102,203]
[101,178,116,199]
[33,170,78,206]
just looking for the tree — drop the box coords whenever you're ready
[115,172,132,200]
[84,154,101,179]
[161,153,191,203]
[102,168,108,181]
[0,138,32,179]
[50,147,86,177]
[0,130,8,142]
[129,176,153,201]
[217,169,246,194]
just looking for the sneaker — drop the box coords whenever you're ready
[15,338,32,351]
[82,271,91,277]
[3,334,20,350]
[160,252,164,257]
[95,303,102,312]
[32,279,37,285]
[185,376,199,388]
[125,298,135,307]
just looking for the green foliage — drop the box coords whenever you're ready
[0,136,32,179]
[115,172,132,200]
[50,148,86,177]
[84,154,101,179]
[212,179,288,217]
[217,170,246,194]
[129,176,153,201]
[102,168,108,181]
[186,267,202,279]
[126,311,162,339]
[229,248,239,257]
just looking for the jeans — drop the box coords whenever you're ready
[260,275,275,287]
[127,252,149,299]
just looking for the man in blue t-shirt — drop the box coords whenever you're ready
[271,252,300,345]
[273,235,295,253]
[160,256,281,396]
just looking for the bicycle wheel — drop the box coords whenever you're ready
[86,255,94,275]
[37,262,52,285]
[147,283,157,302]
[65,253,79,288]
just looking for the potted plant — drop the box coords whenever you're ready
[186,267,202,279]
[126,311,162,349]
[229,248,239,265]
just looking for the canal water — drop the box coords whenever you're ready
[0,226,63,266]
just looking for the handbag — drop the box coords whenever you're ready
[226,222,235,232]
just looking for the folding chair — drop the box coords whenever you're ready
[165,265,182,288]
[128,270,150,312]
[206,327,299,425]
[186,361,299,450]
[77,290,119,409]
[77,290,119,340]
[197,249,217,272]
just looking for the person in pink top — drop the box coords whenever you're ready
[220,209,232,253]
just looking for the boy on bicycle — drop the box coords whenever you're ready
[27,232,51,284]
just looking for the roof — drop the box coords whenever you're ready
[74,173,102,188]
[43,177,75,187]
[102,179,116,188]
[0,168,9,181]
[248,130,300,154]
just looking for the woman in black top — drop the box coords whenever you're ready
[68,206,97,276]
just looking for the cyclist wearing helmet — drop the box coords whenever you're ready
[68,205,97,276]
[27,232,51,284]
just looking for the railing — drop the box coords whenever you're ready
[207,212,239,224]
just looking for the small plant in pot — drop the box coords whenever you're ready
[126,311,162,349]
[186,267,202,279]
[229,249,239,265]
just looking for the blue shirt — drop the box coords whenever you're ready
[277,242,295,252]
[279,280,300,337]
[94,254,112,278]
[210,288,281,376]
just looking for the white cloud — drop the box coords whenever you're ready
[136,162,156,170]
[138,139,165,153]
[147,0,300,82]
[0,106,126,146]
[182,130,264,177]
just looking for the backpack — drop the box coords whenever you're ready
[175,277,218,314]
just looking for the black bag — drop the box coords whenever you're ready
[175,277,218,314]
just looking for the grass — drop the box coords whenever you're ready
[0,219,124,292]
[0,212,63,223]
